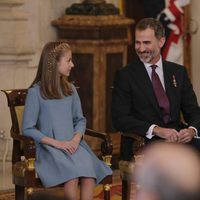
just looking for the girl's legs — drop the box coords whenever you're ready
[80,177,95,200]
[64,178,79,200]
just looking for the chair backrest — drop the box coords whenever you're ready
[1,89,28,164]
[2,89,27,134]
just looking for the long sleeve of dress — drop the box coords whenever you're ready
[22,87,44,143]
[71,85,86,135]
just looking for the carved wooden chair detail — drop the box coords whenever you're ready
[118,132,145,200]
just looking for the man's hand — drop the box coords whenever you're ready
[153,126,179,142]
[178,128,195,143]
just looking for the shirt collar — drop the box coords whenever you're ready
[143,56,163,70]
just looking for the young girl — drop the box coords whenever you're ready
[22,41,112,200]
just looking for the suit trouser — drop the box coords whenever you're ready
[189,138,200,151]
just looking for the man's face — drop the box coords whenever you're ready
[135,28,165,64]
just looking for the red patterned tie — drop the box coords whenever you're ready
[151,65,170,123]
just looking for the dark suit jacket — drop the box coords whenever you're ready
[111,59,200,160]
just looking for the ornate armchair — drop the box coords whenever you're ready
[1,89,113,200]
[118,132,145,200]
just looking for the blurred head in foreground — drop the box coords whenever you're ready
[134,142,200,200]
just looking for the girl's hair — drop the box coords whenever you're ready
[31,41,73,99]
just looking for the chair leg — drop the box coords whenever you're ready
[103,184,111,200]
[15,185,25,200]
[122,180,131,200]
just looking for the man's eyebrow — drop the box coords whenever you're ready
[135,40,151,43]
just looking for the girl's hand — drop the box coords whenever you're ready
[54,140,77,154]
[54,133,82,154]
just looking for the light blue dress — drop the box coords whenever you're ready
[22,84,112,187]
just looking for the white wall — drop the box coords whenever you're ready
[25,0,80,67]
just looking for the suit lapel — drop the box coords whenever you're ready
[163,61,177,118]
[129,60,163,117]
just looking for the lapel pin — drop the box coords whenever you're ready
[172,75,177,88]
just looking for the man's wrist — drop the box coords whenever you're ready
[73,133,82,143]
[188,127,196,138]
[153,126,160,136]
[146,124,157,139]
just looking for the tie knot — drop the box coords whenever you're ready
[150,65,158,71]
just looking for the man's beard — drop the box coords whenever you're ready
[136,50,156,63]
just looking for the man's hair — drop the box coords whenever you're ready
[135,18,165,39]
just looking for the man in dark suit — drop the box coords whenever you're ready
[111,18,200,161]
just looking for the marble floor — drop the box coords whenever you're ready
[0,161,14,191]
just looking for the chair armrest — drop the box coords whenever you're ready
[11,128,34,143]
[85,128,108,139]
[11,128,36,159]
[85,128,113,156]
[121,131,144,143]
[121,131,145,157]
